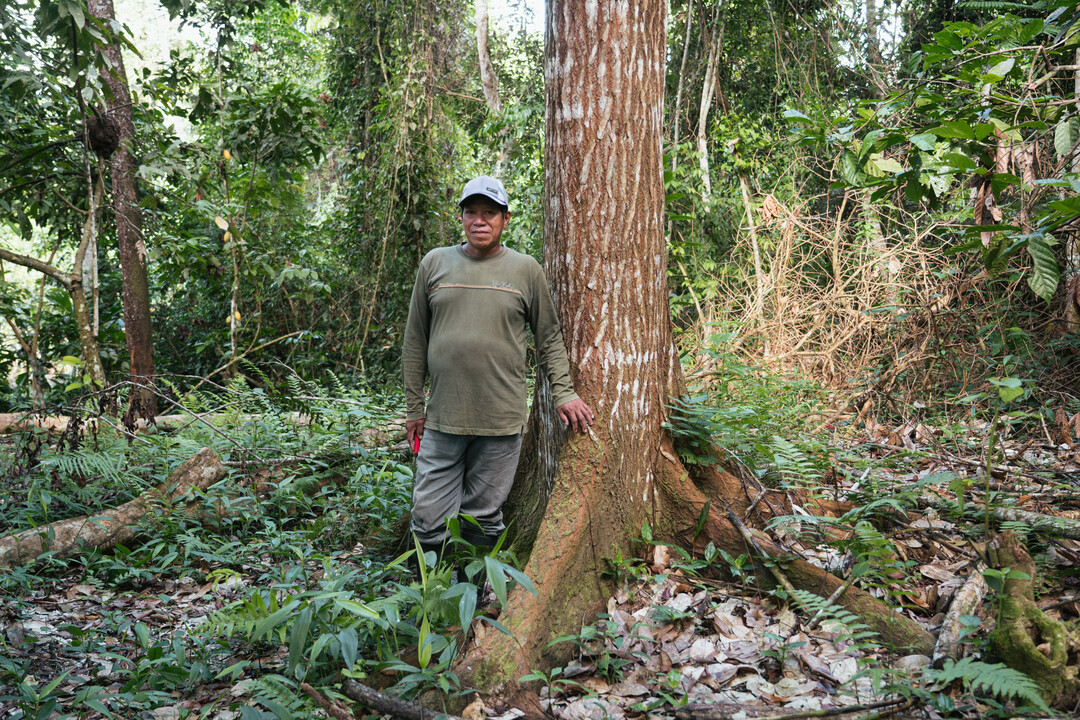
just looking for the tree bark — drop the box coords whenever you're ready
[0,448,224,569]
[459,0,932,692]
[87,0,156,416]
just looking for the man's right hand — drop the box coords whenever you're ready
[406,418,425,453]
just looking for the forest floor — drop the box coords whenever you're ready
[2,395,1080,720]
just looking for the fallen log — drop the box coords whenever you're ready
[0,447,225,569]
[932,565,988,667]
[921,494,1080,540]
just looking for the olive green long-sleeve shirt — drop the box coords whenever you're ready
[402,244,579,436]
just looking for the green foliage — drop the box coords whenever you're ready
[789,1,1080,305]
[548,613,648,684]
[867,656,1051,715]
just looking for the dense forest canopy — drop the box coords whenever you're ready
[2,0,1078,405]
[3,0,1080,717]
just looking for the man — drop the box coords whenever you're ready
[402,175,594,566]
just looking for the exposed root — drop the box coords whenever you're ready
[657,443,935,654]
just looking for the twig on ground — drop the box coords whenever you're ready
[867,441,1060,485]
[804,573,855,632]
[922,494,1080,540]
[723,502,796,593]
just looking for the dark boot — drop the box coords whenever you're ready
[458,527,497,581]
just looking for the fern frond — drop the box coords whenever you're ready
[934,657,1050,712]
[770,436,821,485]
[789,589,876,645]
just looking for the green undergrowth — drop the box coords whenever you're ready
[658,340,1069,716]
[0,373,529,719]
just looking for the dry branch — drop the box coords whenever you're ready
[0,447,225,568]
[299,683,353,720]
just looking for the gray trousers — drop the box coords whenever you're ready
[410,428,523,545]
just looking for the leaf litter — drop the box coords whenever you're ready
[3,416,1080,718]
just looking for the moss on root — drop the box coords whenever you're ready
[985,531,1080,709]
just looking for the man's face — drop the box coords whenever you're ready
[460,196,510,258]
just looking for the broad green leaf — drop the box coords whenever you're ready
[339,628,358,669]
[941,152,977,171]
[840,150,862,186]
[989,117,1022,143]
[782,109,810,122]
[457,585,477,630]
[61,355,83,366]
[417,615,432,668]
[1055,117,1079,158]
[287,607,312,676]
[1026,233,1060,302]
[334,598,378,619]
[998,385,1024,403]
[484,555,508,606]
[872,156,904,174]
[933,29,963,50]
[252,600,299,641]
[134,622,149,649]
[309,633,333,666]
[983,57,1014,81]
[930,120,974,140]
[910,133,937,151]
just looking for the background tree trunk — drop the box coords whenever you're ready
[476,0,501,115]
[695,5,723,201]
[0,173,107,388]
[87,0,156,416]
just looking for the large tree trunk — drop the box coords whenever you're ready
[88,0,156,417]
[459,0,933,693]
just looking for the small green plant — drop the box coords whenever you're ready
[760,631,807,668]
[519,666,587,703]
[548,614,648,684]
[981,566,1031,619]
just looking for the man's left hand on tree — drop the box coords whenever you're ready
[557,398,595,433]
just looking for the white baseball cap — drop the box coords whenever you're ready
[458,175,509,210]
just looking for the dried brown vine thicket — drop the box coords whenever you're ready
[684,187,1074,416]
